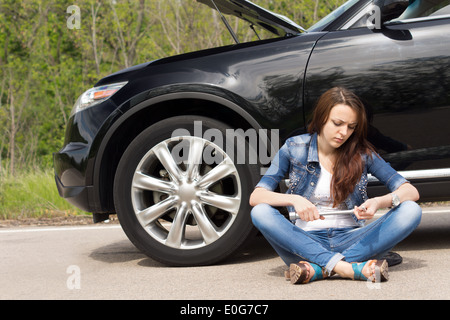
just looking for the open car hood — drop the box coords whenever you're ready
[197,0,304,37]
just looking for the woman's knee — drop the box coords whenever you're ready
[250,203,279,230]
[401,200,422,216]
[250,203,272,221]
[397,201,422,228]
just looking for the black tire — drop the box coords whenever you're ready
[114,116,259,266]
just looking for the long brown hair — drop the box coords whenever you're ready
[308,87,375,207]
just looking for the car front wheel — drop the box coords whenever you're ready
[113,116,259,266]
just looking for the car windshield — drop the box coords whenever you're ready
[307,0,362,31]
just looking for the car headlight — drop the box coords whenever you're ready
[70,81,128,116]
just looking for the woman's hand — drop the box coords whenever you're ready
[353,183,420,221]
[354,198,380,220]
[292,196,324,221]
[249,187,323,221]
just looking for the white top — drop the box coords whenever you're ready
[295,164,358,231]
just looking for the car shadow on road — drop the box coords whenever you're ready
[389,256,427,274]
[89,233,278,267]
[221,234,278,265]
[89,239,160,265]
[394,226,450,251]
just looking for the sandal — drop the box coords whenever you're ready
[288,261,327,284]
[352,259,389,282]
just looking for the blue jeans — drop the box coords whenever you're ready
[251,201,422,275]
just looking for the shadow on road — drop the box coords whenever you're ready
[88,233,277,267]
[89,239,152,265]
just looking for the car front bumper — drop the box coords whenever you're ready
[53,144,96,213]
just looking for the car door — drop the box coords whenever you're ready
[304,0,450,200]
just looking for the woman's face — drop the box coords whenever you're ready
[319,104,358,151]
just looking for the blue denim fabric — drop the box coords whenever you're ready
[256,133,409,226]
[251,201,422,274]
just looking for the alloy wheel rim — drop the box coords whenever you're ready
[131,136,242,250]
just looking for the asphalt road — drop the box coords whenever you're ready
[1,207,450,301]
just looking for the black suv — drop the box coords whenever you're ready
[54,0,450,266]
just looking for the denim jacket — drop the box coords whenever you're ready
[256,133,408,226]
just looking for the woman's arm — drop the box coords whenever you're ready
[250,187,324,221]
[248,140,322,221]
[354,182,420,220]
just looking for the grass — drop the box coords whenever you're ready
[0,168,89,220]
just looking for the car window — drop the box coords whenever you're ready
[345,0,450,29]
[343,0,410,29]
[391,0,450,21]
[307,0,361,32]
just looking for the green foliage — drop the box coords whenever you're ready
[0,0,345,180]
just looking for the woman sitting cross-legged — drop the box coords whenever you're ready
[250,87,422,284]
